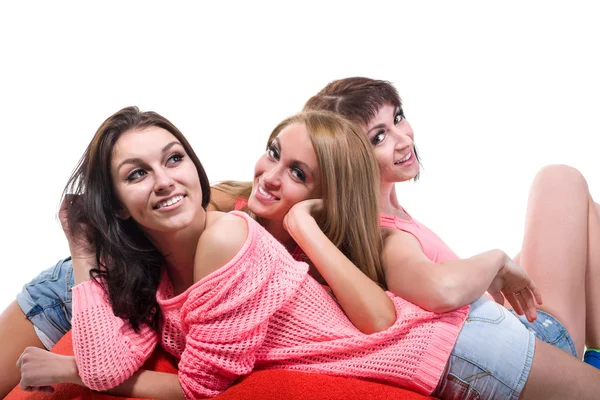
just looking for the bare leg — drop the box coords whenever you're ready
[586,203,600,346]
[519,165,600,357]
[0,300,45,398]
[521,339,600,400]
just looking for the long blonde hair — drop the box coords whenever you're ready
[212,110,386,287]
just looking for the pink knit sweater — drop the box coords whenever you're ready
[72,211,468,399]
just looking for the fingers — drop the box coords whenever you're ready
[511,289,538,322]
[16,351,24,369]
[489,291,506,306]
[505,292,524,315]
[528,280,543,305]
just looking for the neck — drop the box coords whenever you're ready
[148,215,206,295]
[261,217,297,253]
[379,182,400,214]
[379,181,411,220]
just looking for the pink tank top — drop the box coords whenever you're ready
[380,208,459,263]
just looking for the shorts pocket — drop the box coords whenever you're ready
[466,299,506,325]
[42,303,72,335]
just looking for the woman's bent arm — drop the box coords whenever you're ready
[284,202,396,334]
[383,230,540,319]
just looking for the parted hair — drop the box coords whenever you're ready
[213,110,387,287]
[62,106,211,331]
[304,77,420,180]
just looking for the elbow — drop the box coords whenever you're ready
[427,301,459,314]
[360,307,397,334]
[368,316,396,334]
[422,279,464,314]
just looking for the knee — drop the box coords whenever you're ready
[533,164,588,192]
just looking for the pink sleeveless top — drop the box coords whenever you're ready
[380,208,459,263]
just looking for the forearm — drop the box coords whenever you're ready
[71,256,96,284]
[287,214,396,334]
[436,249,508,310]
[105,370,184,400]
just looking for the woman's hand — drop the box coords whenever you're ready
[59,195,97,283]
[59,195,95,260]
[283,198,323,236]
[17,347,81,392]
[488,257,543,322]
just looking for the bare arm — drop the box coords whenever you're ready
[383,230,541,320]
[18,348,186,400]
[284,200,396,334]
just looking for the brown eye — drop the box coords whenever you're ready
[371,131,385,145]
[127,169,147,181]
[394,112,405,124]
[290,167,306,182]
[167,153,184,164]
[267,144,280,160]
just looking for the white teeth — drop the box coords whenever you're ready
[258,185,276,200]
[396,152,412,164]
[156,195,184,209]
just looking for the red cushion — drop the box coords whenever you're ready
[6,331,433,400]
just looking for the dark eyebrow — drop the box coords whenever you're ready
[117,141,182,172]
[367,106,400,134]
[274,137,316,179]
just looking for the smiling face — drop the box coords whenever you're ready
[364,104,419,183]
[110,126,204,237]
[248,122,321,222]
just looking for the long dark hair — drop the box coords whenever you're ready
[304,77,421,180]
[63,106,210,331]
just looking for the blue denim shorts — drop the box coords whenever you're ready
[16,257,74,349]
[431,297,577,400]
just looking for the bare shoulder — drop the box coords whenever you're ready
[382,228,430,266]
[194,212,249,281]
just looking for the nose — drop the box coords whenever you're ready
[262,164,282,188]
[153,167,175,193]
[391,125,414,151]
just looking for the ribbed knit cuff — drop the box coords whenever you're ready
[412,309,470,394]
[72,280,108,314]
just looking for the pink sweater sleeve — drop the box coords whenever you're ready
[72,280,159,391]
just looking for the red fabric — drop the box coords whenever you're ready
[6,330,434,400]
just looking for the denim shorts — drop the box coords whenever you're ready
[431,297,577,400]
[16,257,75,349]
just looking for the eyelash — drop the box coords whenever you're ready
[167,152,185,164]
[267,143,280,160]
[290,166,306,182]
[394,110,405,124]
[125,152,185,182]
[371,111,406,145]
[266,143,307,183]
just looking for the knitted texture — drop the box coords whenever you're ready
[177,212,468,399]
[72,211,468,399]
[71,281,159,391]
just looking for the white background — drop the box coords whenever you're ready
[1,1,599,311]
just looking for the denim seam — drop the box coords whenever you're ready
[447,373,482,399]
[24,299,73,318]
[510,330,535,400]
[451,353,513,392]
[466,303,506,324]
